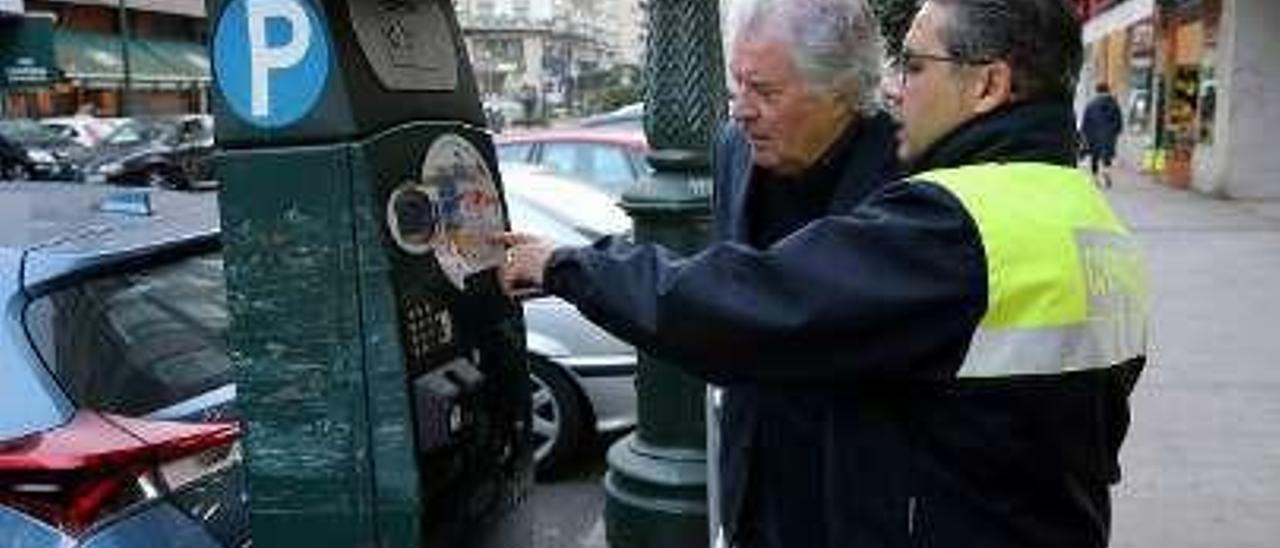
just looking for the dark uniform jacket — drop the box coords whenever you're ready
[544,102,1145,548]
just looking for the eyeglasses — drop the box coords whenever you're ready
[890,51,994,86]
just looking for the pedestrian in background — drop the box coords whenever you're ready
[1082,82,1124,187]
[499,0,1148,547]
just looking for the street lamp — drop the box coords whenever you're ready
[603,0,728,547]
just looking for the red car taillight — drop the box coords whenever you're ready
[0,411,238,535]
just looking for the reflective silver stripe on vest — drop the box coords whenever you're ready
[958,227,1149,379]
[958,319,1147,378]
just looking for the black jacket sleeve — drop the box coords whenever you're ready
[543,180,988,386]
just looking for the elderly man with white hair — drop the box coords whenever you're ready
[708,1,899,546]
[716,0,898,250]
[502,1,899,545]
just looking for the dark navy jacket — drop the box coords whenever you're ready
[710,112,901,547]
[1081,94,1123,157]
[545,102,1144,548]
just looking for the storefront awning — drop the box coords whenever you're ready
[1082,0,1155,44]
[0,14,57,88]
[55,31,210,90]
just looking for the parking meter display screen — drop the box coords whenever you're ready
[348,0,459,92]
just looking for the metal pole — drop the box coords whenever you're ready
[118,0,132,116]
[603,0,728,546]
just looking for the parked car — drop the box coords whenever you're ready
[578,102,643,130]
[80,115,215,190]
[40,116,127,148]
[0,184,245,547]
[495,128,650,198]
[0,131,34,180]
[0,119,88,181]
[502,163,636,474]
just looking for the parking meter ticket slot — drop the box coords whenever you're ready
[412,356,485,453]
[413,372,459,453]
[348,0,458,92]
[443,357,484,390]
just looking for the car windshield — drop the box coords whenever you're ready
[24,252,232,417]
[0,119,71,147]
[100,119,180,147]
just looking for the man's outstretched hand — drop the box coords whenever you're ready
[492,232,557,300]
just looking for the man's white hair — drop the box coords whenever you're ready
[728,0,886,115]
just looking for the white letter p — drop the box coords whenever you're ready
[247,0,312,118]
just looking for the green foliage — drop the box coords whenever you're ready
[586,65,642,113]
[598,84,641,111]
[869,0,919,55]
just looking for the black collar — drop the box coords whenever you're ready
[755,110,900,209]
[907,101,1079,175]
[740,110,900,247]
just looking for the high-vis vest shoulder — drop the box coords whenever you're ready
[919,163,1149,379]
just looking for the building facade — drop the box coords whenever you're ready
[1,0,209,118]
[1077,0,1280,199]
[0,0,647,120]
[455,0,643,118]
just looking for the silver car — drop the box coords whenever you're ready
[503,163,637,475]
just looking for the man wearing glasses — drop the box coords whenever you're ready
[499,1,1148,547]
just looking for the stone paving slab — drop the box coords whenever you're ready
[1105,168,1280,548]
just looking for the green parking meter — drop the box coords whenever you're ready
[207,1,531,547]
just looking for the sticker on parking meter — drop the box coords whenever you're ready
[212,0,330,128]
[386,135,504,290]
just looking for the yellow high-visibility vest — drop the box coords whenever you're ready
[919,163,1150,378]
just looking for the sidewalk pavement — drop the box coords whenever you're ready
[1103,167,1280,548]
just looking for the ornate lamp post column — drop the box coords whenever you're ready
[604,1,727,547]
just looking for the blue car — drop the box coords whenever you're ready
[0,184,245,547]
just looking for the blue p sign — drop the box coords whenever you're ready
[213,0,330,128]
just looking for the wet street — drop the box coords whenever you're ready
[533,436,613,548]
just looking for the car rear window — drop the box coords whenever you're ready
[24,253,232,417]
[497,142,533,163]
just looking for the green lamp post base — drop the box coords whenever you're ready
[604,0,727,543]
[605,432,708,548]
